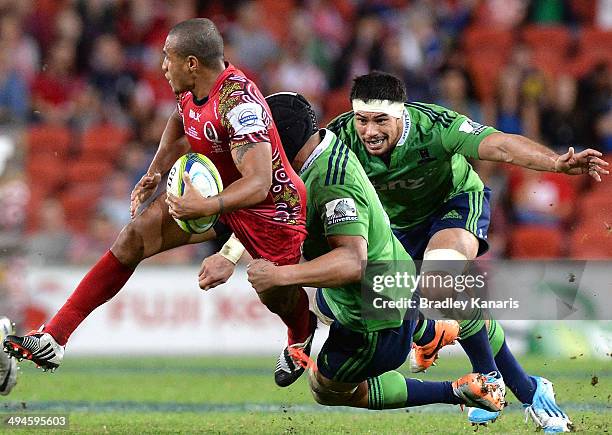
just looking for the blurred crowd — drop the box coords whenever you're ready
[0,0,610,273]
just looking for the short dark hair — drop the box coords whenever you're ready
[350,71,407,103]
[168,18,224,68]
[265,92,318,163]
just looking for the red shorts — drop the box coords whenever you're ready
[220,209,306,266]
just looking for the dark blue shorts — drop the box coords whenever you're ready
[393,188,491,260]
[315,289,417,383]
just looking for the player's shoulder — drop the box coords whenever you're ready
[327,111,355,134]
[303,129,353,187]
[219,65,260,97]
[405,101,459,128]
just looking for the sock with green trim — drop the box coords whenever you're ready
[367,371,408,409]
[489,320,536,404]
[405,378,461,406]
[366,371,461,409]
[458,309,498,374]
[412,313,435,346]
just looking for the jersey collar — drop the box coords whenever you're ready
[193,62,237,106]
[299,129,335,176]
[394,107,411,147]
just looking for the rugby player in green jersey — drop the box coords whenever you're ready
[326,71,607,431]
[246,92,504,413]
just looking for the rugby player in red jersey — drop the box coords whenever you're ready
[4,18,314,387]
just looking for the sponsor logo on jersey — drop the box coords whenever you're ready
[186,126,201,140]
[238,109,258,126]
[441,210,463,220]
[204,121,222,146]
[373,178,425,191]
[228,102,266,135]
[325,198,358,225]
[189,108,201,122]
[458,119,487,135]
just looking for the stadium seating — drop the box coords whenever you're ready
[522,25,572,57]
[66,160,113,184]
[80,124,131,162]
[60,183,104,233]
[466,53,506,102]
[576,191,611,224]
[322,87,352,124]
[509,225,564,258]
[569,220,612,259]
[462,28,515,57]
[579,28,612,62]
[26,125,71,159]
[26,156,65,196]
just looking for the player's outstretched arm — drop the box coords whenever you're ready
[130,109,188,217]
[477,132,609,181]
[247,235,367,293]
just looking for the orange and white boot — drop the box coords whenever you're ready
[410,320,459,372]
[452,372,506,412]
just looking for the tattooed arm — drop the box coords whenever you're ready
[166,140,272,219]
[220,140,273,211]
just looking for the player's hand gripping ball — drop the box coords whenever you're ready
[167,153,223,233]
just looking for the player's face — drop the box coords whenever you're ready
[354,111,403,156]
[161,37,191,94]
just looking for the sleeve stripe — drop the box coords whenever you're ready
[407,102,455,128]
[331,142,347,185]
[327,111,354,133]
[325,137,340,186]
[338,146,350,185]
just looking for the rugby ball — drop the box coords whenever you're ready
[167,153,223,233]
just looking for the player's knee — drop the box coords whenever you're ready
[419,272,452,301]
[256,286,300,316]
[111,221,146,267]
[420,249,468,300]
[308,371,355,407]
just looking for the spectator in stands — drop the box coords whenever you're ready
[495,66,525,135]
[268,14,328,118]
[69,84,104,131]
[31,40,81,125]
[596,105,612,153]
[0,12,40,83]
[226,1,278,75]
[54,5,84,45]
[98,170,132,228]
[329,13,384,89]
[540,75,590,153]
[27,198,71,265]
[527,0,574,24]
[494,45,544,142]
[436,65,483,123]
[577,62,611,148]
[509,169,574,228]
[68,212,118,266]
[88,34,136,114]
[0,42,29,124]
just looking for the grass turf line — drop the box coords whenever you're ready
[1,355,609,433]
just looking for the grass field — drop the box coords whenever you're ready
[0,355,609,434]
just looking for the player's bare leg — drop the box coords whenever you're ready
[303,359,504,412]
[3,194,217,370]
[254,284,316,387]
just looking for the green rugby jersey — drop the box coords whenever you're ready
[300,129,416,332]
[327,102,498,230]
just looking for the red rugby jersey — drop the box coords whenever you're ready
[176,63,306,228]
